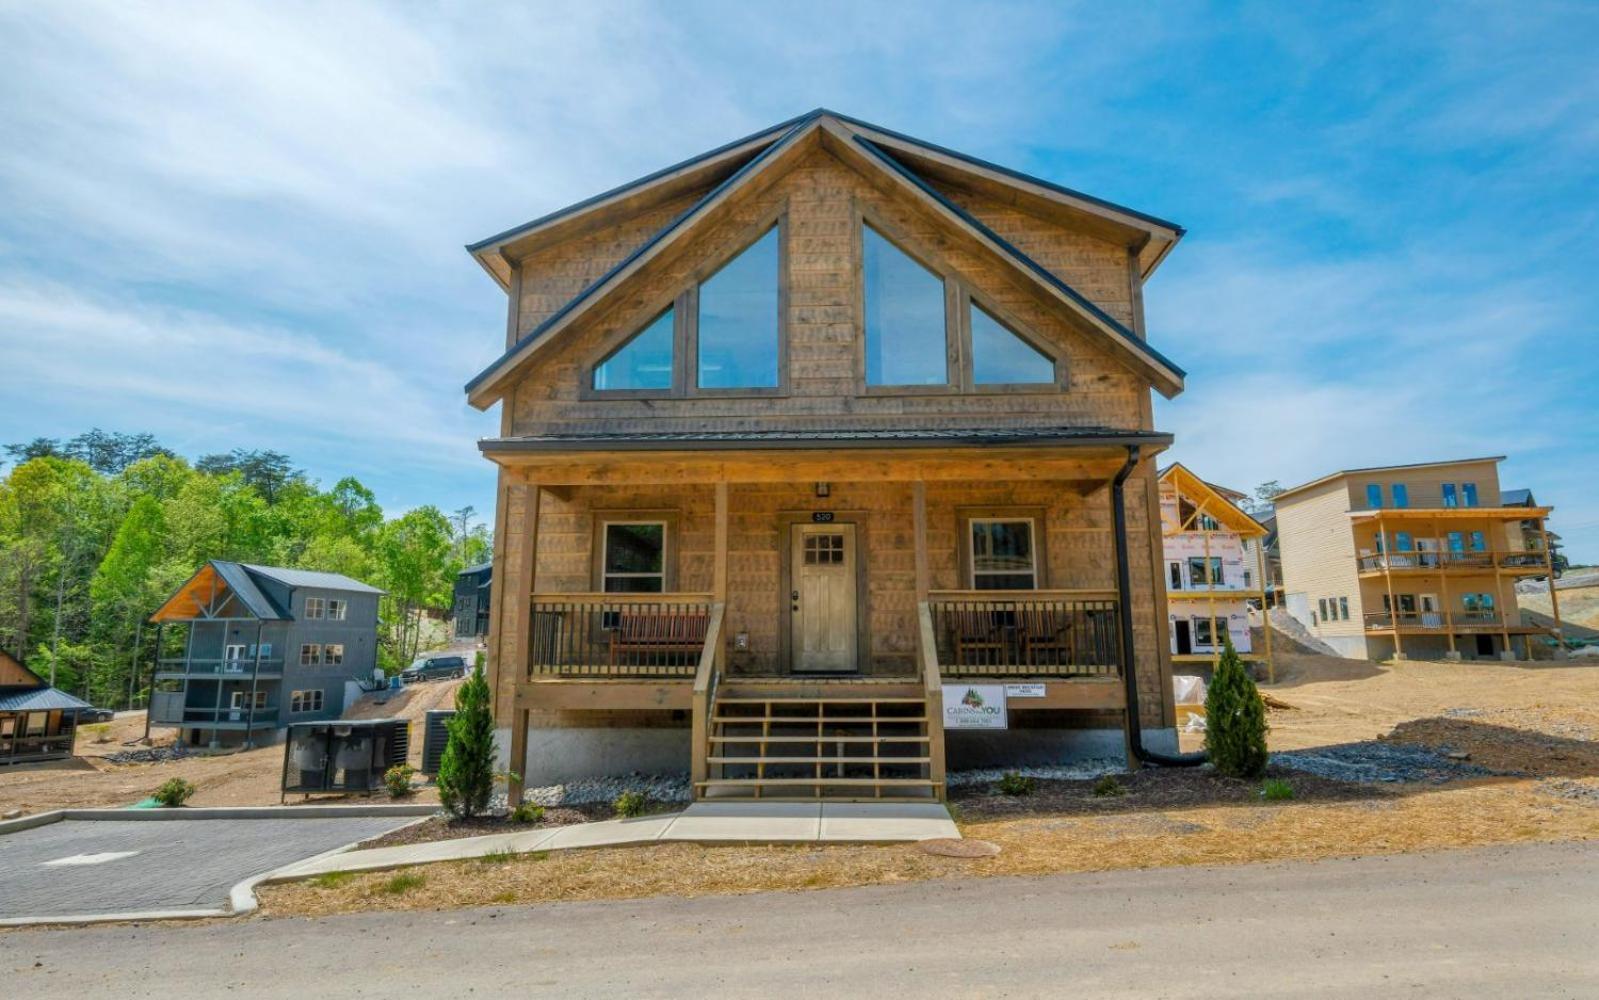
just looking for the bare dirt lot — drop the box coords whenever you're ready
[0,677,463,815]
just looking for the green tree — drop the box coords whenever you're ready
[1204,635,1269,778]
[376,506,453,666]
[89,495,167,707]
[436,662,498,818]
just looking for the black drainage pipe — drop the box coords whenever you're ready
[1113,444,1206,768]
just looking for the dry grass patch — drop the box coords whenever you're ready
[258,778,1599,919]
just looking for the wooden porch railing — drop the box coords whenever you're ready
[527,593,715,678]
[1358,551,1549,572]
[1363,611,1504,631]
[926,590,1121,677]
[917,601,946,798]
[689,603,727,790]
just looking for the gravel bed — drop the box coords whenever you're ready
[103,744,194,765]
[945,758,1125,789]
[1539,779,1599,805]
[1274,741,1505,783]
[499,772,693,809]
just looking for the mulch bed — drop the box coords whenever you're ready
[357,807,600,850]
[949,764,1384,821]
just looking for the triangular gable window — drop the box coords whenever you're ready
[970,303,1054,385]
[593,306,675,391]
[697,226,779,389]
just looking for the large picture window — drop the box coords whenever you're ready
[969,518,1037,590]
[601,522,667,593]
[697,226,779,389]
[862,224,948,386]
[593,307,675,392]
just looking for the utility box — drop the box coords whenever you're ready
[281,719,409,799]
[420,710,455,775]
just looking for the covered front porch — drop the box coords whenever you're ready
[484,430,1172,802]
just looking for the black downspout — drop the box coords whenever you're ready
[1113,444,1206,767]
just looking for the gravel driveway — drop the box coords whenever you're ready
[0,815,413,920]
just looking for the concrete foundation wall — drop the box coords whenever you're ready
[1321,634,1372,660]
[499,725,692,785]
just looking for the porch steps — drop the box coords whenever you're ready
[695,684,941,802]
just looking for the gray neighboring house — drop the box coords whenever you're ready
[452,561,491,640]
[148,561,384,748]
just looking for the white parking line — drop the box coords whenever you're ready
[41,851,141,867]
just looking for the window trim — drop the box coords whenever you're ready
[590,510,679,593]
[323,643,345,666]
[289,689,325,714]
[580,207,791,401]
[230,690,269,711]
[298,643,322,667]
[958,508,1048,591]
[325,599,347,621]
[304,597,325,620]
[854,205,1065,397]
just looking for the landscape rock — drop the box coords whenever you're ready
[1274,741,1505,784]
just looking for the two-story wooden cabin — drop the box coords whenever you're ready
[464,110,1190,802]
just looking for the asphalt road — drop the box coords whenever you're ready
[0,816,410,920]
[3,841,1596,997]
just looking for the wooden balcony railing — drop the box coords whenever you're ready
[1,733,77,762]
[156,658,286,676]
[1363,611,1502,631]
[1358,551,1549,573]
[926,590,1121,678]
[528,593,716,678]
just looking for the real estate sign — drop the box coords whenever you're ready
[942,684,1008,729]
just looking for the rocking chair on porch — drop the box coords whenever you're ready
[1017,608,1075,668]
[608,609,709,667]
[950,608,1010,667]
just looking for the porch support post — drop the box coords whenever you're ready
[143,623,164,743]
[1541,519,1564,648]
[713,481,729,604]
[1255,539,1273,683]
[1492,518,1511,657]
[1436,515,1456,656]
[505,478,540,810]
[912,481,930,601]
[1378,513,1404,662]
[1203,528,1218,667]
[244,621,263,748]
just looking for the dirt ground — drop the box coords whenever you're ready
[258,639,1599,918]
[0,676,464,815]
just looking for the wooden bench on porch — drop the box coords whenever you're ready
[609,609,710,666]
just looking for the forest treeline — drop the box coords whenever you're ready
[0,430,489,708]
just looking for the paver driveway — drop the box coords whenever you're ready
[0,816,411,920]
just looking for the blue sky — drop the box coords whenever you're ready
[2,2,1595,558]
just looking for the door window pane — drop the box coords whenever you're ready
[697,227,779,389]
[1447,531,1464,553]
[1442,483,1458,508]
[1469,530,1486,552]
[594,308,675,391]
[1392,484,1409,508]
[970,303,1053,384]
[602,523,666,593]
[1462,482,1479,507]
[1366,484,1383,508]
[863,225,947,386]
[970,519,1036,590]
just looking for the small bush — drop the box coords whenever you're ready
[478,849,516,865]
[1092,775,1126,798]
[509,801,544,824]
[383,764,416,798]
[490,890,518,904]
[437,663,498,819]
[1204,636,1269,779]
[309,871,354,889]
[613,790,648,817]
[997,771,1037,796]
[380,872,425,895]
[86,723,112,744]
[152,777,195,807]
[1261,778,1294,802]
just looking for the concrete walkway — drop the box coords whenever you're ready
[270,801,959,880]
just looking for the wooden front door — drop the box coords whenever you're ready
[790,523,858,672]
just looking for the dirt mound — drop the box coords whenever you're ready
[1267,607,1340,657]
[343,676,464,725]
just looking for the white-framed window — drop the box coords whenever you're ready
[600,521,667,593]
[1187,556,1223,588]
[224,643,247,662]
[299,643,322,666]
[290,689,324,713]
[1339,596,1350,620]
[323,643,344,666]
[325,599,347,621]
[969,518,1037,590]
[229,690,269,710]
[1193,618,1226,647]
[304,597,326,619]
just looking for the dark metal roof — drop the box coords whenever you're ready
[0,685,93,713]
[1502,488,1534,506]
[242,564,385,596]
[459,561,493,576]
[213,561,290,620]
[481,426,1171,454]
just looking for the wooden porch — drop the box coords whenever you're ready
[488,440,1159,804]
